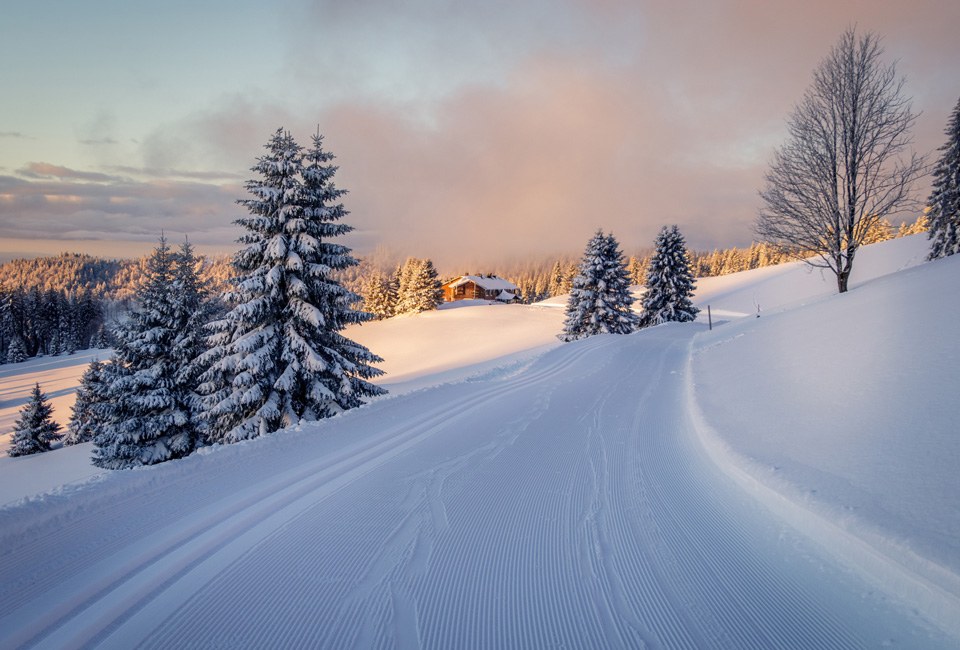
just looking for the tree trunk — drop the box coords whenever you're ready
[837,269,850,293]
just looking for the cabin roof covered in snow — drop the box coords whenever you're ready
[448,275,518,291]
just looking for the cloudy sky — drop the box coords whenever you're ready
[1,0,958,265]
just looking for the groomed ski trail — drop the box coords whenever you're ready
[0,325,953,649]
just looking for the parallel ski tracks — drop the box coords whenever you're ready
[0,335,618,650]
[0,328,954,649]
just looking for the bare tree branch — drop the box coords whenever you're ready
[755,28,927,293]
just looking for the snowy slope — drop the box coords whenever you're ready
[344,300,565,394]
[2,326,955,649]
[1,234,958,647]
[690,234,930,320]
[691,248,960,623]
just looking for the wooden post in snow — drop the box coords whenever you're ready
[707,304,712,330]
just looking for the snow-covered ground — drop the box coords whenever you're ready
[0,234,957,648]
[691,242,960,630]
[0,349,112,454]
[346,299,565,394]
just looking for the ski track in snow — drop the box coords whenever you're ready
[0,327,954,649]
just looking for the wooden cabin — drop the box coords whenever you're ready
[442,274,520,303]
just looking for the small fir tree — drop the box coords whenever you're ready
[8,383,61,457]
[93,323,111,349]
[561,262,578,295]
[363,272,396,319]
[77,287,102,347]
[863,218,894,244]
[627,256,645,286]
[639,225,699,328]
[548,261,565,297]
[927,96,960,260]
[65,358,106,445]
[396,258,443,314]
[559,230,639,341]
[7,335,27,364]
[199,128,385,444]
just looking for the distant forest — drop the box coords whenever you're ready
[0,213,928,324]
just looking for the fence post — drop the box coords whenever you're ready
[707,304,712,331]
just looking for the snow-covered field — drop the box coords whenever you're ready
[0,349,111,453]
[1,234,957,648]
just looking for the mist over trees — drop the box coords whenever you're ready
[0,214,929,355]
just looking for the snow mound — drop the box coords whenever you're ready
[691,247,960,636]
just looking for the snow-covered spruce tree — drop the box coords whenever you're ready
[927,96,960,260]
[199,128,385,444]
[395,258,417,313]
[8,383,61,457]
[548,261,565,297]
[412,258,443,311]
[600,233,640,332]
[170,237,213,436]
[638,225,699,328]
[627,255,647,286]
[559,230,638,341]
[92,236,197,469]
[65,358,106,445]
[7,335,27,364]
[395,257,443,314]
[363,272,396,320]
[93,323,111,349]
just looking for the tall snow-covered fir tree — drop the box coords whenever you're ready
[559,230,639,341]
[639,225,699,328]
[8,383,61,457]
[927,96,960,261]
[199,128,385,444]
[92,236,198,469]
[65,358,106,446]
[600,233,640,332]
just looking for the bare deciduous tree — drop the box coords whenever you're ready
[756,28,926,293]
